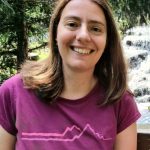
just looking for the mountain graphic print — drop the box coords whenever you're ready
[21,124,112,142]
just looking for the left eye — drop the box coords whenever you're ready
[91,27,101,32]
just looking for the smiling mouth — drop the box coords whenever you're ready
[70,46,94,55]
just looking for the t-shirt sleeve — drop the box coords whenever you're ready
[0,79,17,135]
[114,91,141,134]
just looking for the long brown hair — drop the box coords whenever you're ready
[21,0,127,105]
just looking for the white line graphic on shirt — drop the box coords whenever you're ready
[21,124,112,142]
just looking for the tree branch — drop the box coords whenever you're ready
[28,42,47,52]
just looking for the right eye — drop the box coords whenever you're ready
[65,21,79,29]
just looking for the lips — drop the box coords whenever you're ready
[70,46,94,55]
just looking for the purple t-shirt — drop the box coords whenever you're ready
[0,74,141,150]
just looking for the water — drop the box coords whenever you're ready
[122,25,150,127]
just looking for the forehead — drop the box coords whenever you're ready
[60,0,106,23]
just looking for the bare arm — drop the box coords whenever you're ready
[114,123,137,150]
[0,126,16,150]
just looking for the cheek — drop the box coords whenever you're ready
[56,34,65,52]
[56,33,70,56]
[57,33,74,50]
[57,25,74,46]
[97,36,107,51]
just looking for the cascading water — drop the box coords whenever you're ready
[122,25,150,130]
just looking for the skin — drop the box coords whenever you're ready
[114,123,137,150]
[0,126,16,149]
[56,0,107,74]
[0,0,137,149]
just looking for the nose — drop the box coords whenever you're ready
[76,25,91,43]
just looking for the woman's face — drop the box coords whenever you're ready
[56,0,107,74]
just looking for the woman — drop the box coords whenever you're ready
[0,0,141,149]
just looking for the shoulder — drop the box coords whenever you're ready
[113,90,141,133]
[0,74,24,98]
[0,75,22,135]
[0,74,23,89]
[114,90,135,108]
[113,90,139,117]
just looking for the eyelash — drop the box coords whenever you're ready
[91,26,101,33]
[66,21,79,29]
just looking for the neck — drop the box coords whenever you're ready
[60,70,97,100]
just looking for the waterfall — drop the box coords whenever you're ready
[123,25,150,129]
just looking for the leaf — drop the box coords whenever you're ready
[1,0,15,14]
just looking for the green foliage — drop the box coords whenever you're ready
[0,0,54,83]
[0,54,17,83]
[109,0,150,33]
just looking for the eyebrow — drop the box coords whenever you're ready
[63,16,106,27]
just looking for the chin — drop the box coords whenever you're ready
[69,64,94,73]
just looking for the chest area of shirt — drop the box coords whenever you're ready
[16,102,116,149]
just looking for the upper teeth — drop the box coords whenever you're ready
[74,48,91,54]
